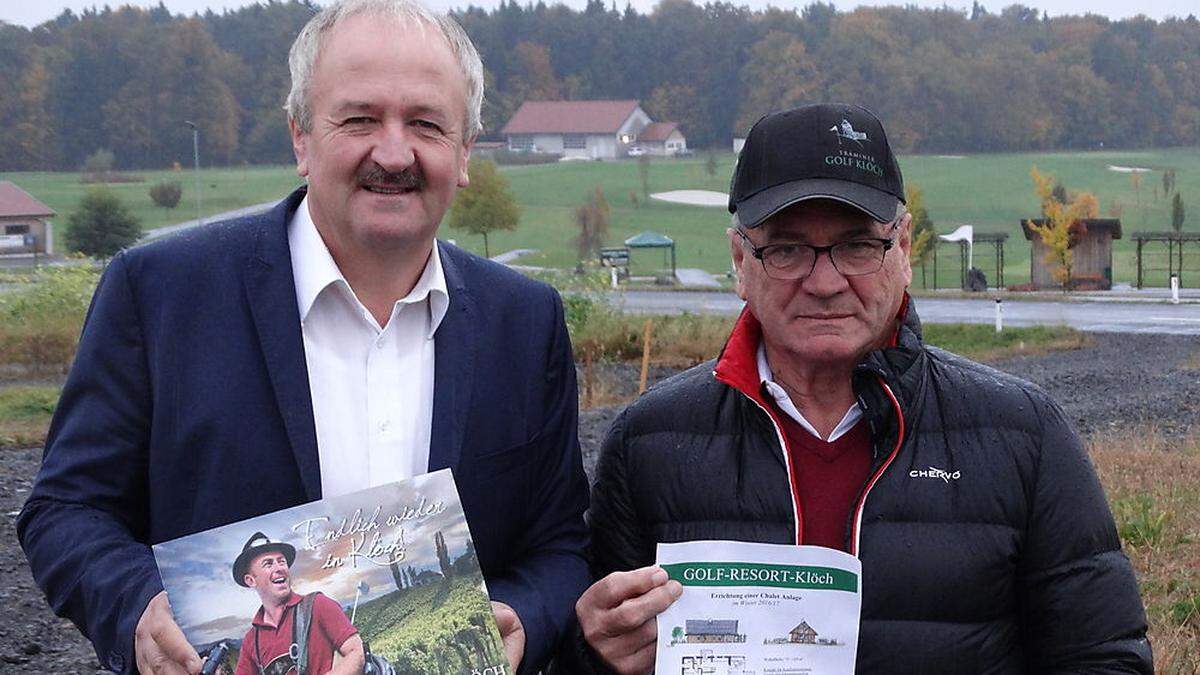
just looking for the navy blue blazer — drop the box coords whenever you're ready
[18,188,589,674]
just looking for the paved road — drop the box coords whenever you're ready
[674,268,721,288]
[490,248,538,263]
[144,200,279,240]
[609,291,1200,335]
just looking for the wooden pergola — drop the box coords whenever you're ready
[1132,232,1200,288]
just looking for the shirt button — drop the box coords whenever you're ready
[379,420,390,432]
[375,340,384,349]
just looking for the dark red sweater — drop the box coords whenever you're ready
[714,307,885,551]
[767,402,873,551]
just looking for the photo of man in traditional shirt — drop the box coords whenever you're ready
[232,532,365,675]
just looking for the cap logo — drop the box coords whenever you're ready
[829,119,868,147]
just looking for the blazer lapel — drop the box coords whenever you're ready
[244,189,322,501]
[429,242,477,473]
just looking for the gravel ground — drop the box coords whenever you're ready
[1,332,1197,673]
[577,332,1200,477]
[1,449,104,673]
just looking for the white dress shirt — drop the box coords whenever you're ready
[757,343,862,442]
[288,196,449,498]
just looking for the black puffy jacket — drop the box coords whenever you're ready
[568,303,1152,674]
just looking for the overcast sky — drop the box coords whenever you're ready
[2,0,1194,29]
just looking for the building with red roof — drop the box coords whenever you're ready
[636,122,688,156]
[0,181,56,257]
[500,100,686,159]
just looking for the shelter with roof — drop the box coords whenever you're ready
[1021,218,1121,290]
[624,230,676,278]
[500,100,685,159]
[0,181,56,258]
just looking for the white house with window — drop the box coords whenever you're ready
[637,122,688,156]
[0,181,55,258]
[501,100,685,159]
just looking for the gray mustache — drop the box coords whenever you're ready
[359,166,423,189]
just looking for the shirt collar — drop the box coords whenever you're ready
[288,195,450,338]
[756,342,862,442]
[251,592,303,628]
[410,238,450,339]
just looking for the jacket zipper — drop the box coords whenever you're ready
[720,370,904,552]
[849,377,906,557]
[743,395,805,545]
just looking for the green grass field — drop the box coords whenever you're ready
[2,166,305,235]
[4,146,1198,285]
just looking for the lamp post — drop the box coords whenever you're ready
[184,121,203,226]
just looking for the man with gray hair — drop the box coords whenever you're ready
[18,2,589,673]
[563,104,1151,674]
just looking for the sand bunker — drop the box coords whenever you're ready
[1107,165,1153,173]
[650,190,729,207]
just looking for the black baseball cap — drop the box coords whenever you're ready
[729,103,905,228]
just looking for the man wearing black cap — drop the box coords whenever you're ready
[566,104,1152,674]
[232,532,364,675]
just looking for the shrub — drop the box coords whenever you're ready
[65,188,142,257]
[570,309,733,367]
[149,181,183,208]
[562,293,597,336]
[0,263,101,374]
[82,148,115,177]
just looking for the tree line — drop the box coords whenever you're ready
[1,0,1198,171]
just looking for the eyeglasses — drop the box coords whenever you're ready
[735,218,901,281]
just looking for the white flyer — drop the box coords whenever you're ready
[655,541,862,675]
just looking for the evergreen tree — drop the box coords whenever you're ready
[1172,193,1185,235]
[65,188,142,257]
[435,531,453,579]
[390,560,406,590]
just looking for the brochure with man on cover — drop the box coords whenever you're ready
[152,469,508,675]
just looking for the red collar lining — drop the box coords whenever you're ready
[713,308,768,402]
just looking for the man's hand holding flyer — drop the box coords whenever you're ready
[656,541,862,675]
